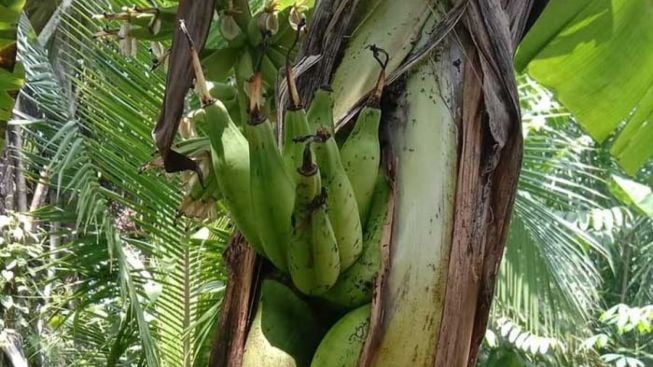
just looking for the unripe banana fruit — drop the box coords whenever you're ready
[182,23,264,255]
[246,116,295,271]
[313,126,363,271]
[195,103,264,255]
[246,73,296,272]
[311,304,372,367]
[307,88,363,271]
[287,144,341,296]
[321,173,390,308]
[283,107,312,182]
[340,45,387,223]
[340,106,381,222]
[242,280,322,367]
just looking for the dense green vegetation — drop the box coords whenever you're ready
[1,1,651,366]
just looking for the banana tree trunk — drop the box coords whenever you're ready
[210,1,542,366]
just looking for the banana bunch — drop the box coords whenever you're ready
[179,15,390,304]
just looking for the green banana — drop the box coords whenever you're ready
[311,95,363,270]
[282,63,311,183]
[308,190,341,294]
[207,81,241,125]
[321,173,390,308]
[194,105,263,253]
[306,88,335,133]
[207,81,237,103]
[311,304,372,367]
[339,47,387,221]
[287,143,340,295]
[282,107,311,180]
[242,279,322,367]
[202,47,241,81]
[339,107,381,221]
[246,72,296,271]
[235,50,255,126]
[182,23,264,255]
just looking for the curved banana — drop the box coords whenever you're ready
[312,115,363,271]
[203,104,264,251]
[242,280,322,367]
[339,107,381,222]
[308,190,341,294]
[182,23,264,255]
[321,173,390,308]
[246,72,296,272]
[288,143,340,295]
[339,46,388,222]
[288,141,322,293]
[310,304,372,367]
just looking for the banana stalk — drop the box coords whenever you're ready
[330,0,432,120]
[371,52,457,366]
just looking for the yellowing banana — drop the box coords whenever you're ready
[321,173,390,308]
[242,279,322,367]
[310,303,371,367]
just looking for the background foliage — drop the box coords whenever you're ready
[0,1,651,366]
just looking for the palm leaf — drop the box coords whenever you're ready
[17,1,230,365]
[493,76,617,347]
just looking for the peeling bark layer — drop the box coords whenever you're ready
[210,235,258,367]
[435,1,530,366]
[153,0,215,175]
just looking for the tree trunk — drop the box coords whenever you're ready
[209,1,542,366]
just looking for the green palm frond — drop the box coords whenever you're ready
[16,1,230,365]
[493,76,618,346]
